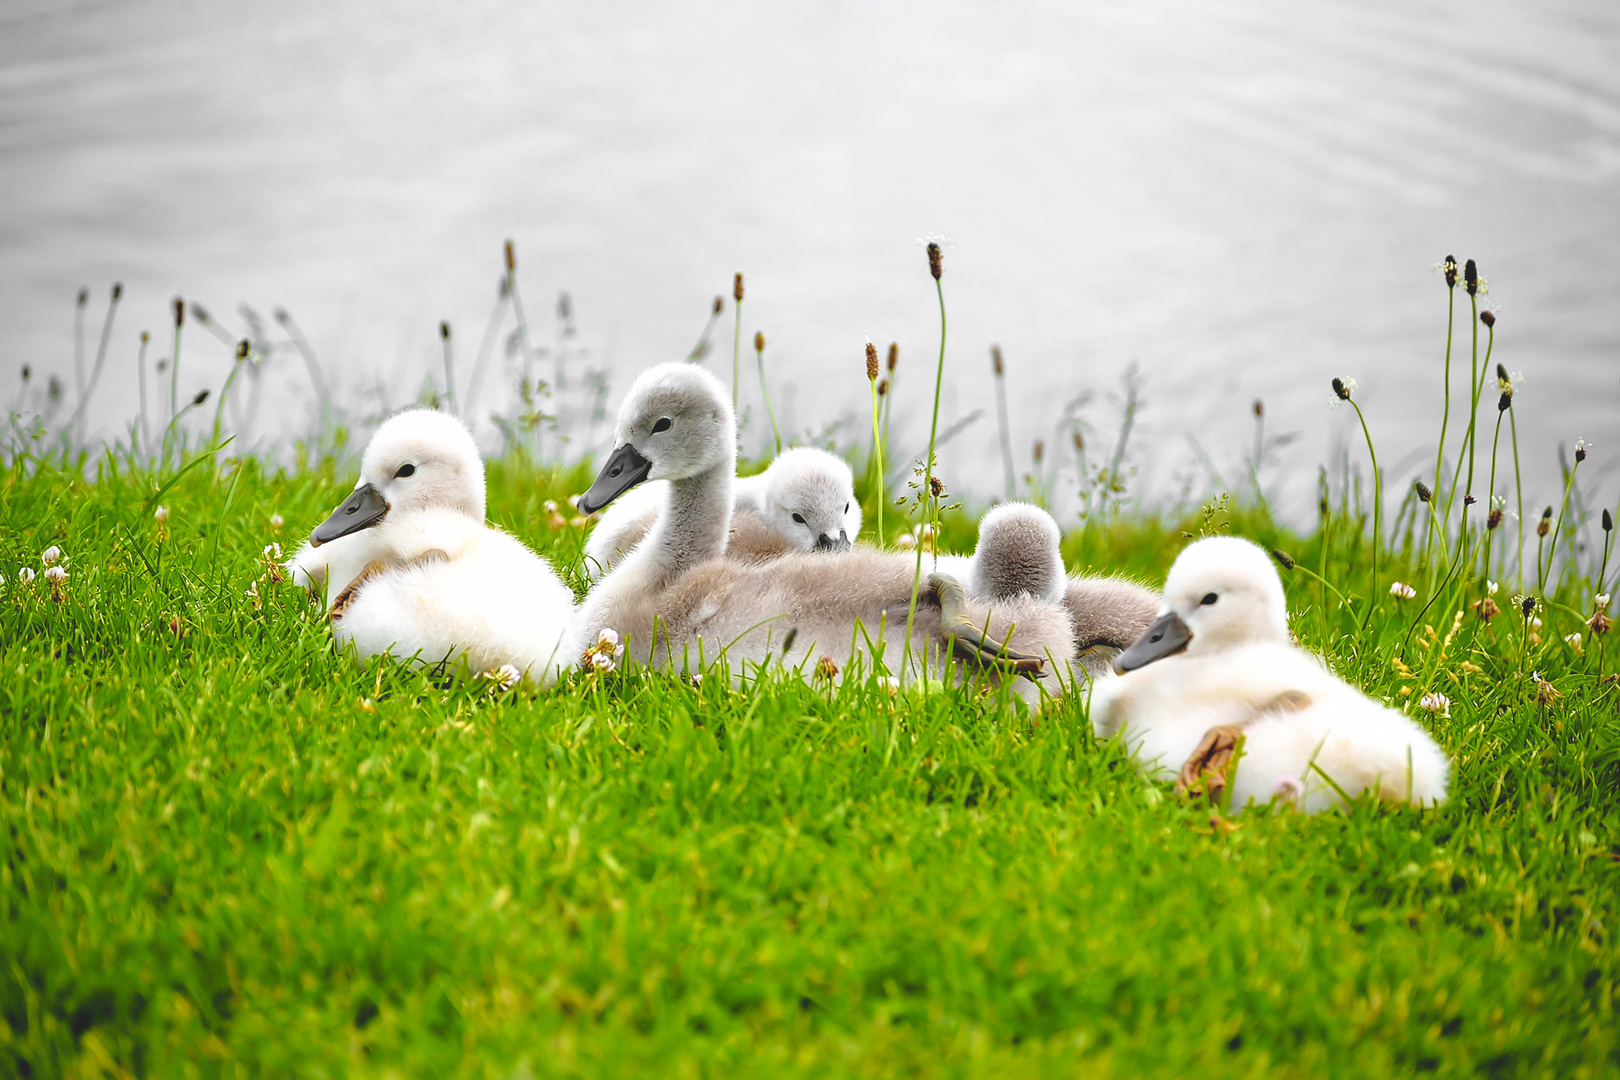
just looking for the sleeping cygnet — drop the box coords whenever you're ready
[582,445,861,578]
[287,408,576,688]
[935,502,1159,677]
[1089,535,1450,812]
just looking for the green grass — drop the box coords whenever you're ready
[1,448,1617,1078]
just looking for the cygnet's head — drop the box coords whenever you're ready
[1113,536,1289,673]
[308,409,484,546]
[969,502,1066,603]
[760,447,860,553]
[579,363,733,514]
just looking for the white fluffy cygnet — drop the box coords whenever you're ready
[935,502,1160,676]
[287,409,575,687]
[1089,535,1450,812]
[582,446,861,578]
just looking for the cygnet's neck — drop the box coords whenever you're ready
[644,451,734,580]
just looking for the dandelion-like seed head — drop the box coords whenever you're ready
[41,546,61,567]
[866,342,879,381]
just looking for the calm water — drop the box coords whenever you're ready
[2,0,1616,532]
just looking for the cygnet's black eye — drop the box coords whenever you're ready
[792,513,807,525]
[651,417,672,434]
[394,463,416,478]
[1201,592,1219,606]
[845,501,850,513]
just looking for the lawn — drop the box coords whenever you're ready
[2,444,1615,1079]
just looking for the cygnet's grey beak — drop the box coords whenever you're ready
[578,443,652,514]
[310,482,389,547]
[815,529,852,553]
[1112,611,1192,674]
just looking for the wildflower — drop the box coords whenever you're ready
[1463,258,1479,296]
[155,506,170,525]
[1463,494,1476,506]
[754,331,765,354]
[1487,580,1499,596]
[1520,595,1537,619]
[481,664,522,691]
[45,566,66,585]
[1390,581,1417,599]
[1497,392,1511,413]
[41,546,62,567]
[597,627,623,657]
[18,567,35,586]
[733,272,745,303]
[1598,593,1611,608]
[1476,596,1499,621]
[1537,507,1552,537]
[1480,309,1496,328]
[1418,692,1450,715]
[866,342,879,381]
[1589,609,1611,636]
[1497,363,1512,394]
[1273,775,1303,804]
[895,531,917,550]
[877,378,889,397]
[1487,509,1502,530]
[1531,672,1562,708]
[815,655,839,681]
[589,651,615,673]
[929,475,945,498]
[927,242,942,280]
[263,542,282,561]
[269,512,283,531]
[1565,633,1584,655]
[1414,480,1432,503]
[1440,255,1458,289]
[1575,438,1588,463]
[887,343,898,372]
[543,499,558,514]
[1330,377,1355,402]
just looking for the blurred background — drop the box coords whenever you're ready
[2,0,1616,529]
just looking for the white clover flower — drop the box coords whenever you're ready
[18,567,35,586]
[263,542,282,561]
[1565,633,1583,655]
[1530,670,1544,683]
[1530,616,1542,631]
[590,651,615,673]
[44,565,67,585]
[598,627,622,654]
[1598,594,1612,609]
[895,532,917,550]
[269,512,283,531]
[1273,775,1303,802]
[154,505,170,525]
[1486,580,1499,596]
[1418,692,1450,714]
[1390,581,1417,599]
[483,663,522,691]
[543,499,558,514]
[41,546,61,567]
[245,580,259,599]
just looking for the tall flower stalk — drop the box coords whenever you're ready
[991,345,1015,499]
[1427,255,1459,575]
[865,343,885,544]
[1334,377,1380,623]
[755,331,781,456]
[902,243,948,681]
[731,272,744,413]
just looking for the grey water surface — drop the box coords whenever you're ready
[2,0,1616,536]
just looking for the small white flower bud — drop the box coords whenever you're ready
[154,505,170,524]
[1390,581,1417,599]
[18,567,35,586]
